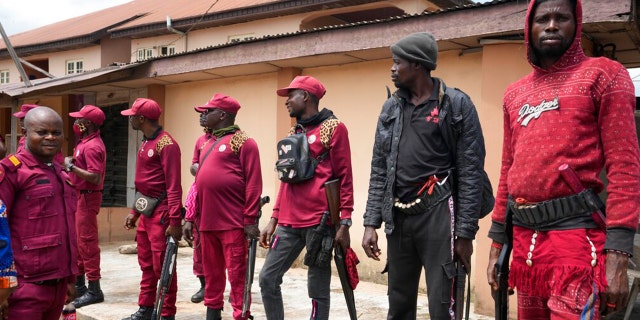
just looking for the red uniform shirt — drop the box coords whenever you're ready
[194,131,262,231]
[134,128,183,226]
[70,131,106,190]
[272,119,354,228]
[0,152,78,282]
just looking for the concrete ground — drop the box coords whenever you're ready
[75,241,493,320]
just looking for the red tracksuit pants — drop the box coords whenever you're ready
[201,229,249,320]
[76,192,102,280]
[136,211,178,316]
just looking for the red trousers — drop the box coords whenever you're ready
[8,278,70,320]
[76,192,102,280]
[201,229,248,320]
[136,211,178,316]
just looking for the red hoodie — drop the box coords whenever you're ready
[490,0,640,253]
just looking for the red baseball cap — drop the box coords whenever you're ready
[120,98,162,120]
[194,93,241,114]
[13,104,40,118]
[276,76,326,100]
[69,105,105,126]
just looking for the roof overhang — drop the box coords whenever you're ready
[0,62,143,100]
[2,0,637,101]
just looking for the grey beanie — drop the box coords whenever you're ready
[390,32,438,70]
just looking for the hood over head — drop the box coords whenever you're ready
[525,0,584,70]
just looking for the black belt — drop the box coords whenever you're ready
[80,189,102,194]
[508,188,603,228]
[393,177,452,215]
[32,278,63,286]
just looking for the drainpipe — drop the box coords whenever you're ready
[166,16,188,51]
[0,21,32,87]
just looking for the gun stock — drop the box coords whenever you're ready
[242,196,270,318]
[324,179,341,227]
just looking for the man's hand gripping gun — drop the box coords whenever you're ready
[242,195,270,319]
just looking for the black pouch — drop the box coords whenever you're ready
[134,191,165,217]
[304,212,333,267]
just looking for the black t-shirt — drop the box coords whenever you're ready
[395,79,452,202]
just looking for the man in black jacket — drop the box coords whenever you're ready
[362,32,490,319]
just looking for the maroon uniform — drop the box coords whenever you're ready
[0,153,78,319]
[133,128,182,316]
[194,130,262,319]
[70,131,106,281]
[272,120,354,225]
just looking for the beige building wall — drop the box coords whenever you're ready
[157,45,528,310]
[0,60,18,83]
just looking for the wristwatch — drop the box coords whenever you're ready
[339,218,352,227]
[65,163,74,172]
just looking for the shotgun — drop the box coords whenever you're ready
[151,236,178,320]
[454,261,469,320]
[324,179,357,320]
[242,195,270,319]
[494,209,512,320]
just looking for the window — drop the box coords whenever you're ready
[66,60,83,74]
[137,48,153,61]
[159,46,176,56]
[228,33,255,43]
[0,70,8,84]
[99,104,129,207]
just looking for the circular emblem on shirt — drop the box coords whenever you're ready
[219,144,227,152]
[308,134,317,144]
[135,197,148,211]
[75,150,80,157]
[147,149,154,157]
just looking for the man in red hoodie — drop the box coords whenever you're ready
[486,0,640,318]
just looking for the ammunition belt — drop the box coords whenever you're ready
[508,189,602,228]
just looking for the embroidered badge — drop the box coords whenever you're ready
[147,149,154,157]
[308,134,317,144]
[135,197,148,212]
[517,97,560,126]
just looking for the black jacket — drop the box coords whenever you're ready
[363,79,489,239]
